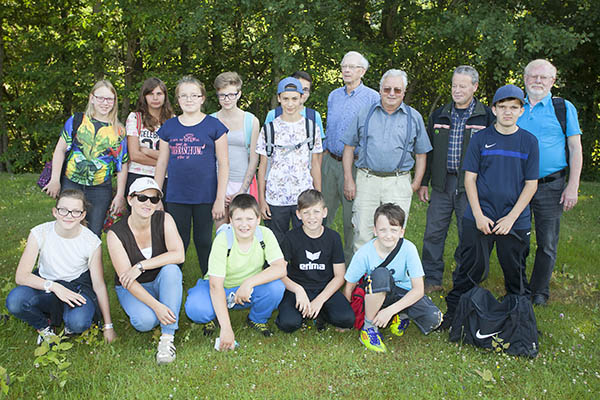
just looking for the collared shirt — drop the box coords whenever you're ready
[325,83,379,157]
[447,99,476,171]
[341,102,432,172]
[517,92,582,178]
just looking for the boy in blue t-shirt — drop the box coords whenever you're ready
[343,203,442,352]
[441,85,539,330]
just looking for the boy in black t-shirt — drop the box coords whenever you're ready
[275,189,355,332]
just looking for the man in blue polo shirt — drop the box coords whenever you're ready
[342,69,432,252]
[517,59,583,306]
[323,51,379,263]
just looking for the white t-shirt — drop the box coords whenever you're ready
[126,112,162,176]
[31,221,101,282]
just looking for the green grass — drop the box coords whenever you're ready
[1,173,599,399]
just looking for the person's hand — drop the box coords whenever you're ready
[411,181,421,193]
[42,179,61,199]
[306,297,325,319]
[119,265,142,289]
[212,198,225,220]
[152,302,177,325]
[110,194,126,215]
[224,194,233,207]
[417,186,429,203]
[219,327,236,351]
[343,178,356,201]
[493,214,517,235]
[260,201,271,220]
[51,283,87,308]
[560,184,579,211]
[372,307,395,328]
[294,288,312,318]
[474,214,494,235]
[235,282,253,304]
[103,327,117,343]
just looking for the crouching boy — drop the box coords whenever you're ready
[184,194,286,350]
[276,189,355,332]
[343,203,442,352]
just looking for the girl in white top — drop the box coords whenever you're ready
[212,72,260,227]
[125,77,174,198]
[5,189,117,344]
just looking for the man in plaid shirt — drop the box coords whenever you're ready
[418,66,494,294]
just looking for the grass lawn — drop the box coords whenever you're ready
[1,173,599,399]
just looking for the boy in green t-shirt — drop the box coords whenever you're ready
[184,194,286,350]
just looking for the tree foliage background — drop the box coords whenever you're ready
[1,0,599,179]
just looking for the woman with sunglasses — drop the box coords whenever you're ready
[125,78,174,201]
[107,177,185,365]
[211,72,259,227]
[42,80,128,237]
[6,189,117,345]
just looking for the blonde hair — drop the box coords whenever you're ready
[85,80,122,128]
[175,76,207,111]
[214,71,243,92]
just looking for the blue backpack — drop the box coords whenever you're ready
[216,224,266,258]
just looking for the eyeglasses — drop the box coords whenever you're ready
[178,94,203,101]
[341,64,364,71]
[133,194,161,204]
[93,95,115,104]
[216,92,239,101]
[526,74,554,82]
[382,87,404,95]
[56,208,84,218]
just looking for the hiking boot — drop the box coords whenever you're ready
[246,316,273,337]
[389,314,410,337]
[359,327,386,352]
[156,335,176,365]
[203,320,216,336]
[36,326,57,346]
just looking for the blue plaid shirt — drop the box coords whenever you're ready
[447,99,476,172]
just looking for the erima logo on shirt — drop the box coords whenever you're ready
[305,250,321,261]
[484,143,496,149]
[475,329,501,339]
[300,250,325,271]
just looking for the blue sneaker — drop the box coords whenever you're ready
[360,327,387,352]
[389,314,410,337]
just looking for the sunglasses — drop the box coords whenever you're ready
[133,194,161,204]
[382,87,404,95]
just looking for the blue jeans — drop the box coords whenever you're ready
[6,285,96,332]
[185,278,285,324]
[61,177,113,237]
[115,264,183,335]
[529,176,564,300]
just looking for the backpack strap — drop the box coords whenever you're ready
[274,106,283,119]
[551,97,567,135]
[305,107,316,122]
[304,116,316,151]
[264,121,275,157]
[365,239,403,294]
[216,223,266,258]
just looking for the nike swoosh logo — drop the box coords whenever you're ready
[484,143,496,149]
[475,329,501,339]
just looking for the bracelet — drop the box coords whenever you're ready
[103,323,114,330]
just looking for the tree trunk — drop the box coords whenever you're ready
[0,21,11,173]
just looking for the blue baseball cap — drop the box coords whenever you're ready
[277,77,304,95]
[492,84,525,106]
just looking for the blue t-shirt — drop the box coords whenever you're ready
[462,125,539,230]
[344,238,424,291]
[157,115,228,204]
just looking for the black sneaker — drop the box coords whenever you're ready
[246,316,273,337]
[203,320,216,336]
[315,314,327,332]
[437,314,452,331]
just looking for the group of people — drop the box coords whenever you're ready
[5,50,582,361]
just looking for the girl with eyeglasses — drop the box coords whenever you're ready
[42,80,129,237]
[154,76,229,276]
[125,78,174,203]
[6,189,117,345]
[107,177,185,364]
[211,72,260,227]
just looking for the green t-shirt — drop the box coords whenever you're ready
[207,226,283,288]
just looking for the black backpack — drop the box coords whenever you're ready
[449,286,539,358]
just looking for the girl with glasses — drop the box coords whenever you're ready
[42,80,128,237]
[211,72,260,227]
[125,78,174,205]
[6,189,117,345]
[107,177,185,364]
[154,76,229,277]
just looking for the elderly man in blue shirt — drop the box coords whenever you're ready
[323,51,379,263]
[517,59,583,306]
[342,69,432,252]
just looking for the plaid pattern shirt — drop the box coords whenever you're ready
[447,99,476,172]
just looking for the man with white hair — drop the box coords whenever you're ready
[517,59,583,306]
[323,51,379,263]
[342,69,432,251]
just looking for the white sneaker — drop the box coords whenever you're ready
[36,326,57,345]
[156,335,176,365]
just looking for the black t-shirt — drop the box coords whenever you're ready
[281,226,345,290]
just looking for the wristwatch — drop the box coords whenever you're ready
[44,280,53,293]
[134,262,145,274]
